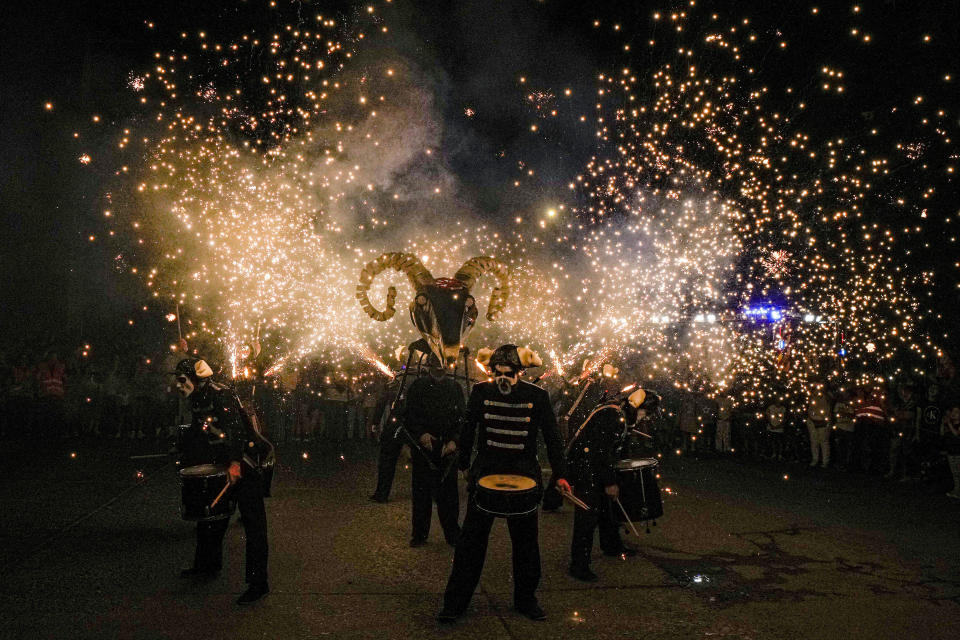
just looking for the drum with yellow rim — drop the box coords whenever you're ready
[474,474,540,517]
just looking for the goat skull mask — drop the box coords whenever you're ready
[356,253,509,366]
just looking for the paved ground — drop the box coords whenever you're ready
[2,436,959,640]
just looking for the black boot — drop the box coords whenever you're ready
[515,601,547,621]
[237,583,269,605]
[437,607,461,624]
[568,564,599,582]
[179,566,219,579]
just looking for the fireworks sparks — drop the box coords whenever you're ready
[127,74,145,92]
[353,341,395,379]
[526,90,556,118]
[759,250,791,279]
[72,1,953,416]
[537,4,952,412]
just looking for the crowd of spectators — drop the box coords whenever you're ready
[248,358,388,446]
[644,352,960,498]
[4,337,959,498]
[0,341,388,448]
[0,342,175,444]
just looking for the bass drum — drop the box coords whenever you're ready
[178,464,236,521]
[474,474,540,517]
[612,458,663,523]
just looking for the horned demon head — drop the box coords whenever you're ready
[356,253,509,366]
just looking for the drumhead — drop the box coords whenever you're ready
[179,464,227,477]
[477,474,537,491]
[615,458,658,470]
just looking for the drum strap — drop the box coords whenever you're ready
[565,380,594,420]
[564,403,623,456]
[240,401,276,470]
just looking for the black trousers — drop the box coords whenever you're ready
[442,499,541,613]
[193,474,269,585]
[853,420,871,472]
[835,429,857,469]
[867,423,892,474]
[411,449,460,543]
[766,431,784,458]
[371,428,403,500]
[570,484,624,569]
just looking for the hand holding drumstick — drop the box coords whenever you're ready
[555,479,589,510]
[210,461,241,508]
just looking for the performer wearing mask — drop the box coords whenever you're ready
[370,340,431,503]
[404,353,465,547]
[174,358,270,605]
[369,376,405,503]
[438,345,570,623]
[544,362,621,511]
[566,387,659,582]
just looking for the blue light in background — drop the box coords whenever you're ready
[742,306,785,322]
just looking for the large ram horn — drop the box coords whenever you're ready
[356,252,434,321]
[453,256,510,321]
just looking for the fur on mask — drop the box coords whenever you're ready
[517,346,543,368]
[476,346,542,369]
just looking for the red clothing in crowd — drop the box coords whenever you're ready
[855,393,886,422]
[37,359,66,398]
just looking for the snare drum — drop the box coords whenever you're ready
[474,474,539,517]
[178,464,236,521]
[612,458,663,523]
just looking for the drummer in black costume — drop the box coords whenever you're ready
[566,386,658,582]
[174,357,270,605]
[544,362,622,512]
[438,345,570,623]
[405,353,465,547]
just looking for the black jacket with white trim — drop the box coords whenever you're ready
[458,380,567,486]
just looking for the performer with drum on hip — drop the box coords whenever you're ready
[438,344,570,623]
[566,386,660,582]
[543,362,622,511]
[173,358,271,605]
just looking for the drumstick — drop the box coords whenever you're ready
[439,453,458,484]
[210,480,231,509]
[614,497,642,537]
[556,487,590,510]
